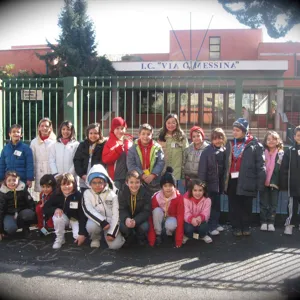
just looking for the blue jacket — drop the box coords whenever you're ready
[0,141,34,182]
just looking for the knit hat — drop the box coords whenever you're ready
[233,118,249,133]
[190,126,205,140]
[110,117,127,133]
[160,166,177,187]
[88,172,108,184]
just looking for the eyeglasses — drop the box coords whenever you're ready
[91,181,106,186]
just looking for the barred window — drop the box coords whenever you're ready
[209,37,220,60]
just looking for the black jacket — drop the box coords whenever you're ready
[280,144,300,196]
[224,137,266,197]
[73,139,106,178]
[43,190,88,236]
[0,182,35,233]
[198,144,226,193]
[118,185,151,226]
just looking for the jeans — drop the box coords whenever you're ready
[259,187,279,224]
[119,221,149,239]
[184,222,208,239]
[208,192,221,231]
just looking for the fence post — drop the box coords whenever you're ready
[0,79,3,152]
[235,78,243,120]
[63,77,77,133]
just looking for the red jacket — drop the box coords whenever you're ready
[102,132,133,180]
[148,190,184,247]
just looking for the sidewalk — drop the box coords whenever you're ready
[1,225,300,299]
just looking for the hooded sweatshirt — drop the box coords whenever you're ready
[82,164,120,237]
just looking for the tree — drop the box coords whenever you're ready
[38,0,115,77]
[218,0,300,38]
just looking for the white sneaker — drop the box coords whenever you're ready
[284,225,293,235]
[52,238,65,249]
[90,240,100,248]
[216,225,224,232]
[182,235,189,244]
[200,235,213,243]
[166,229,173,236]
[260,223,268,231]
[209,229,220,236]
[268,224,275,232]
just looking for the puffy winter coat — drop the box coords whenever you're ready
[30,132,56,192]
[183,141,209,179]
[280,144,300,196]
[82,164,120,237]
[183,192,211,224]
[224,137,266,197]
[0,181,35,233]
[102,132,133,181]
[0,141,34,183]
[198,144,226,193]
[48,139,79,178]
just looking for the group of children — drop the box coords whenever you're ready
[0,113,299,250]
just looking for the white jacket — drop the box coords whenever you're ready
[30,132,56,192]
[48,139,79,177]
[82,164,120,237]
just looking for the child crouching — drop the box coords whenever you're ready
[82,164,125,249]
[0,171,36,240]
[35,174,56,234]
[43,173,87,249]
[183,180,212,244]
[118,170,151,247]
[148,167,184,248]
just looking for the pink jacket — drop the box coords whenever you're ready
[183,192,211,224]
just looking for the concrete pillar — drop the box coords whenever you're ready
[275,79,284,132]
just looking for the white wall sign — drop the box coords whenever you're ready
[21,90,43,101]
[112,60,288,71]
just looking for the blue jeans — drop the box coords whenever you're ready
[184,222,208,239]
[120,221,149,239]
[208,192,221,231]
[3,209,36,235]
[259,187,279,224]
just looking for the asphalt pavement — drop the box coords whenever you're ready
[0,224,300,300]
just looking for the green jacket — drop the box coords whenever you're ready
[157,131,189,180]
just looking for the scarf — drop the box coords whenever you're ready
[265,148,278,186]
[138,139,153,171]
[61,138,70,145]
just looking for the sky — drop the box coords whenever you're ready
[0,0,299,59]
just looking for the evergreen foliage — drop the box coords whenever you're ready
[37,0,115,77]
[218,0,300,38]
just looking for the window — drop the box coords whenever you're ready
[209,37,220,60]
[297,60,300,76]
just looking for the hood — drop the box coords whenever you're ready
[0,181,26,193]
[86,164,117,193]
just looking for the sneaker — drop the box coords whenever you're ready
[166,229,173,236]
[90,240,100,248]
[52,238,65,249]
[182,235,189,244]
[216,225,224,232]
[268,224,275,232]
[200,235,213,243]
[232,229,243,237]
[209,229,220,236]
[155,235,163,246]
[284,225,293,235]
[260,223,268,231]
